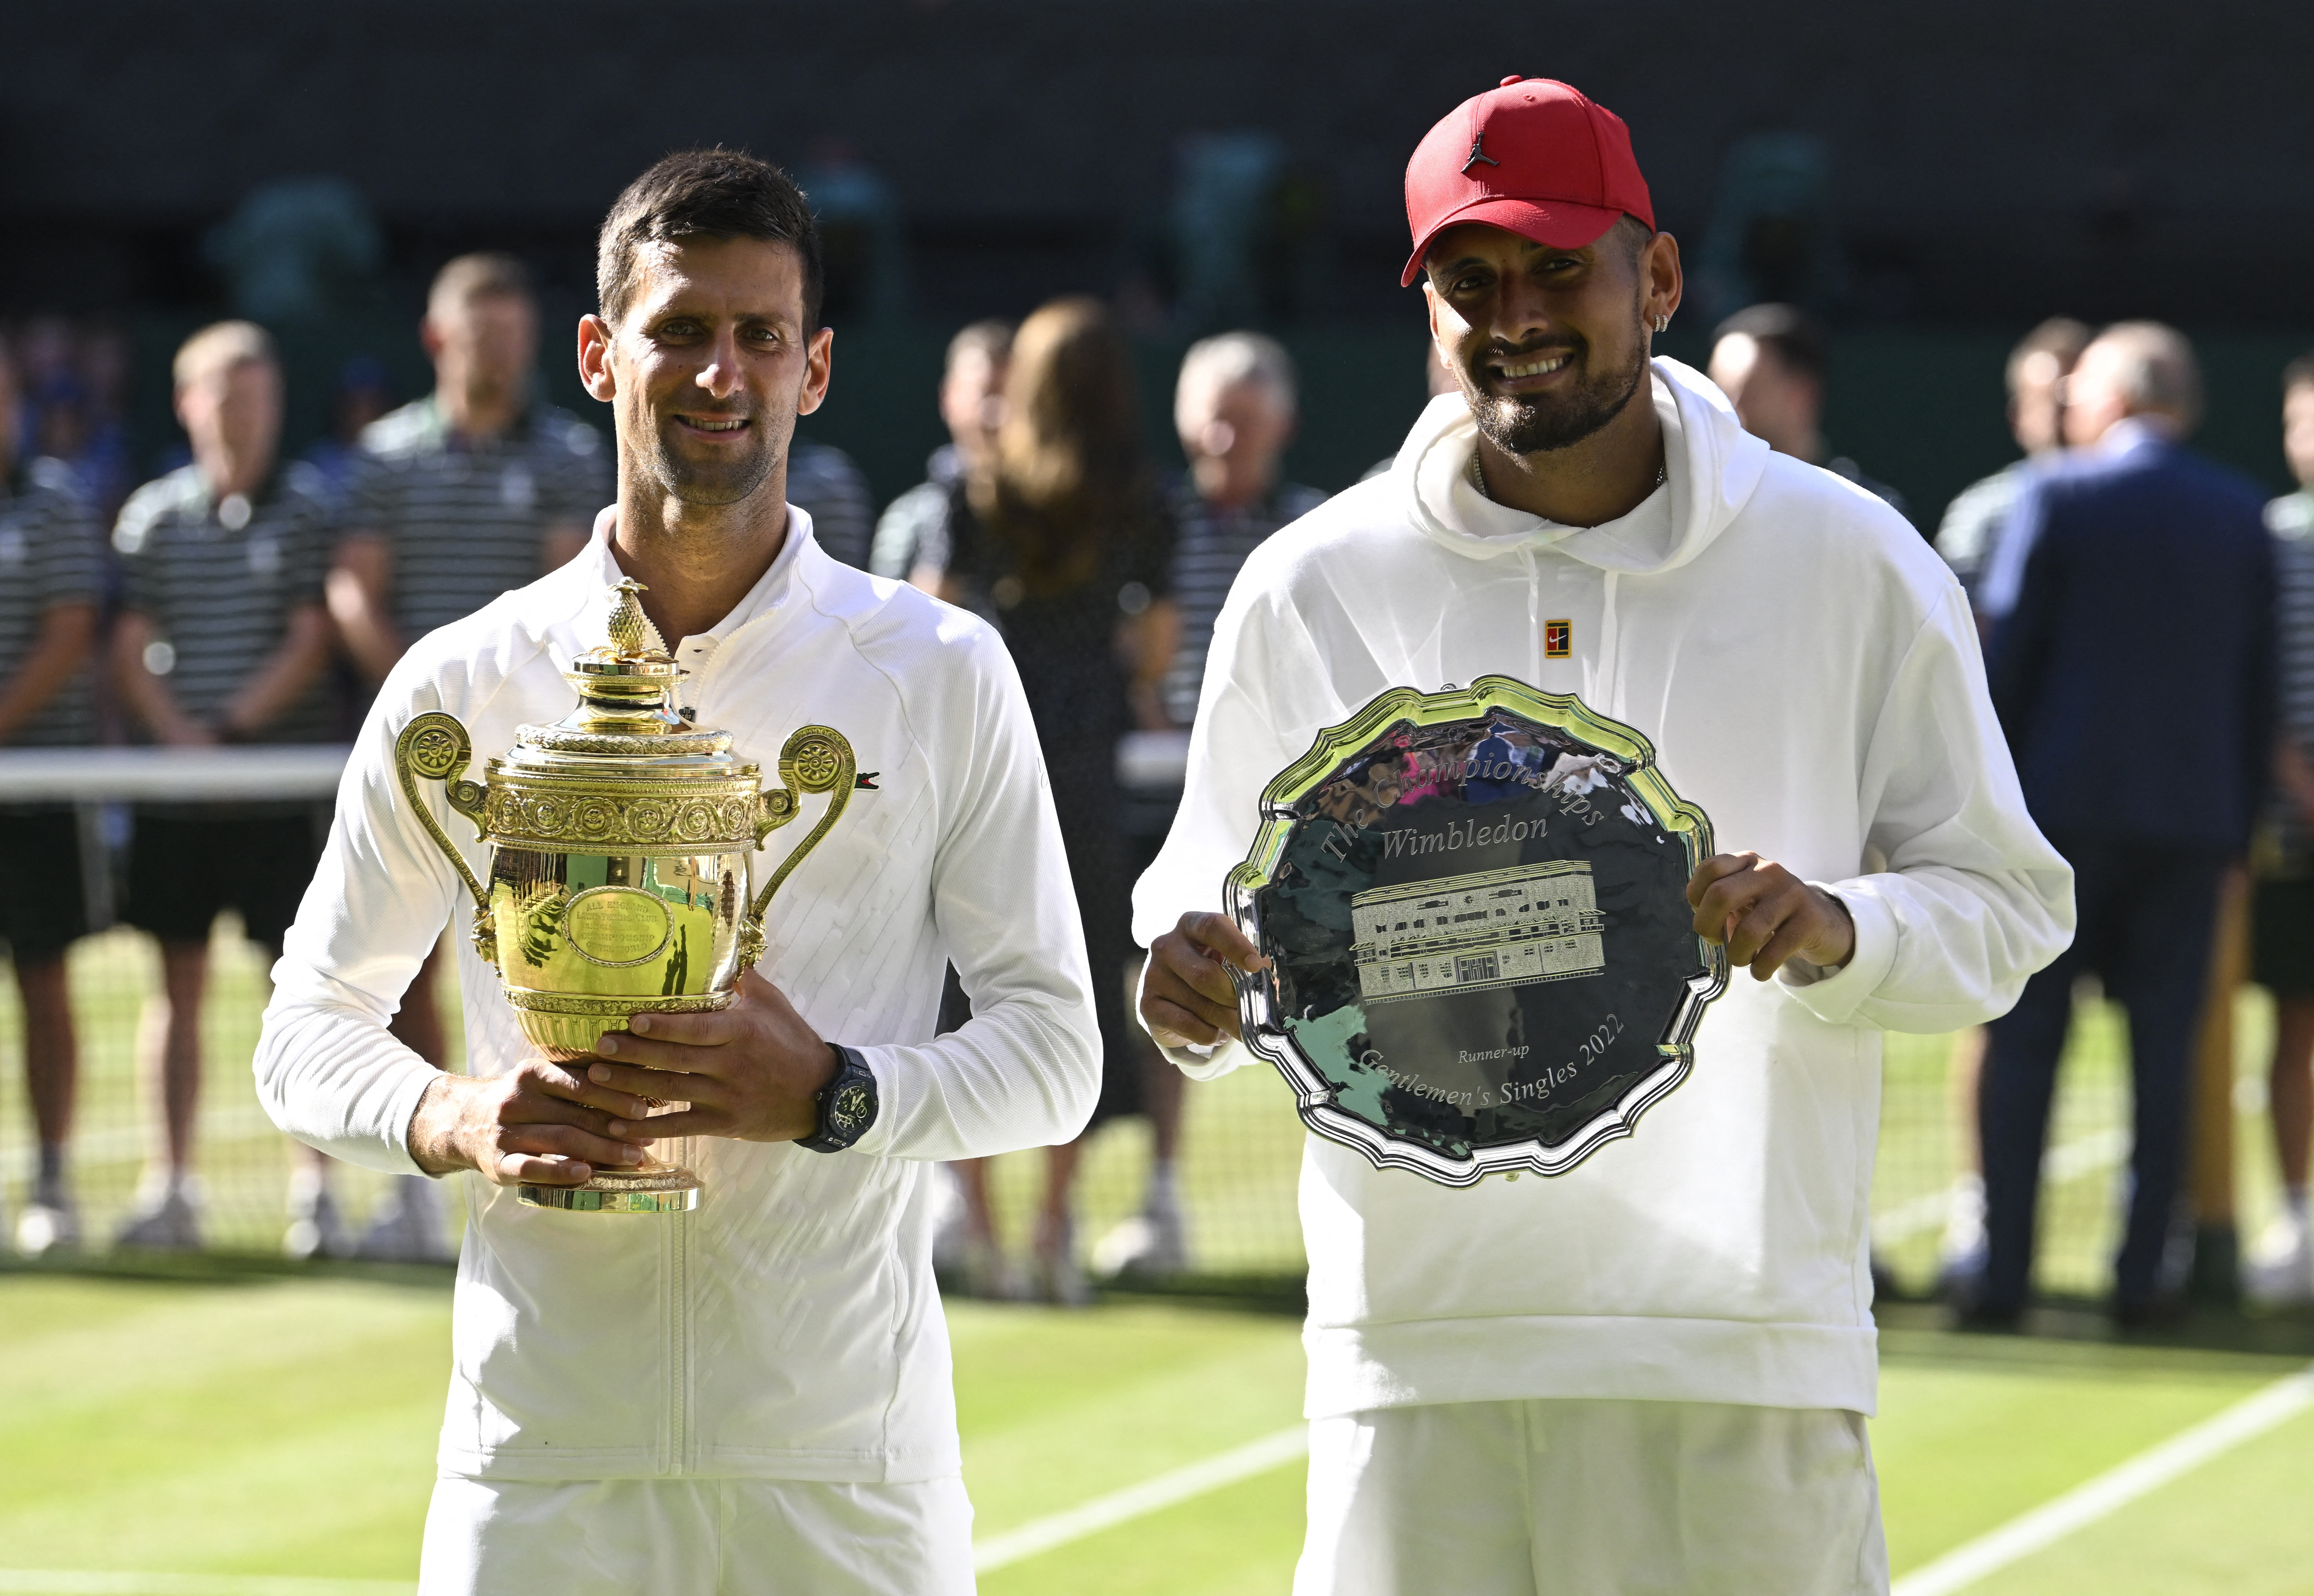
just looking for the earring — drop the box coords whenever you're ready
[1652,313,1671,334]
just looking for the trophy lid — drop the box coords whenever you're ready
[503,579,747,769]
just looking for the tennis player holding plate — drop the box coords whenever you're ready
[1137,78,2074,1595]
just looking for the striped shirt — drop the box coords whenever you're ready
[1159,474,1326,727]
[789,440,875,568]
[0,457,103,748]
[869,445,962,578]
[113,464,335,743]
[2265,490,2314,873]
[350,397,609,643]
[1935,459,2038,601]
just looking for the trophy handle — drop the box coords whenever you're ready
[394,711,492,916]
[745,726,856,956]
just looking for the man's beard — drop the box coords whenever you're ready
[1461,330,1648,456]
[638,405,781,507]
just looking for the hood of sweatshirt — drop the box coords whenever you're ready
[1395,355,1769,575]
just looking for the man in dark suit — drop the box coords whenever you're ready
[1976,321,2277,1326]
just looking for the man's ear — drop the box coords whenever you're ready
[795,327,835,418]
[577,314,616,404]
[1642,230,1684,328]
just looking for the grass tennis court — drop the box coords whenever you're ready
[2,1271,2312,1594]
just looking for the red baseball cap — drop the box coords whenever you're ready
[1401,77,1655,287]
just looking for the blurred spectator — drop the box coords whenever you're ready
[1937,318,2094,612]
[318,251,608,1261]
[0,337,103,1258]
[1155,332,1327,728]
[787,435,877,569]
[109,322,337,1253]
[1928,316,2091,1302]
[1707,303,1911,523]
[297,356,396,515]
[2245,351,2314,1305]
[874,317,1015,1295]
[331,253,605,685]
[205,176,384,324]
[13,317,134,521]
[1976,322,2276,1327]
[870,319,1012,582]
[1089,331,1323,1284]
[912,297,1174,1303]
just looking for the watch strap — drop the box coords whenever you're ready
[800,1044,878,1154]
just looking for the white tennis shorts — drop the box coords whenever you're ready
[1296,1398,1889,1596]
[417,1473,975,1596]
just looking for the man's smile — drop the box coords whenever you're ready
[1487,349,1577,393]
[675,412,750,436]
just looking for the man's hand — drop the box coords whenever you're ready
[408,1060,660,1187]
[1139,911,1268,1049]
[1687,852,1856,981]
[583,966,838,1144]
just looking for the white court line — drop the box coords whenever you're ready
[1890,1363,2314,1596]
[0,1574,410,1595]
[972,1424,1308,1573]
[1872,1128,2129,1249]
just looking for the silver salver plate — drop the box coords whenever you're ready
[1225,676,1727,1186]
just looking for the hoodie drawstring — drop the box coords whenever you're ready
[1597,570,1622,714]
[1524,548,1542,683]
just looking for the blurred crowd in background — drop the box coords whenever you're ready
[6,174,2314,1330]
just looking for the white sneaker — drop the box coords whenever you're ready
[283,1171,348,1262]
[1091,1197,1192,1280]
[16,1193,81,1258]
[115,1181,205,1253]
[2243,1215,2314,1306]
[1937,1174,1989,1298]
[356,1175,454,1263]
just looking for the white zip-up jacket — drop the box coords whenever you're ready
[258,513,1099,1482]
[1133,360,2073,1420]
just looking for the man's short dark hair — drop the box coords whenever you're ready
[597,149,824,331]
[2285,351,2314,394]
[1711,303,1828,386]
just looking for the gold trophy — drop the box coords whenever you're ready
[395,578,854,1214]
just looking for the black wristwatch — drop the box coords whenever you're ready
[799,1044,879,1153]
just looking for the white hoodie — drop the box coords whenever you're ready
[1132,359,2073,1420]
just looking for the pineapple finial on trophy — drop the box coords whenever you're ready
[602,577,670,661]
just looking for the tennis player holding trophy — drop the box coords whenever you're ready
[1135,79,2074,1593]
[257,150,1098,1594]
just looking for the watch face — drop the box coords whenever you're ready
[831,1080,873,1130]
[1227,676,1725,1187]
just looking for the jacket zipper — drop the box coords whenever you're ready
[669,1196,690,1473]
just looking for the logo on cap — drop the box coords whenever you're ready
[1401,78,1655,289]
